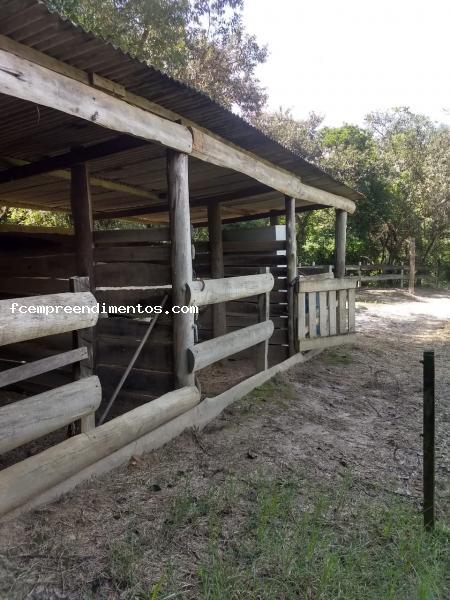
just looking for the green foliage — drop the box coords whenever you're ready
[0,207,72,228]
[257,108,450,276]
[44,0,267,117]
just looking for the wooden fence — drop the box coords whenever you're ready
[0,227,174,400]
[187,272,274,372]
[195,238,289,366]
[0,289,101,456]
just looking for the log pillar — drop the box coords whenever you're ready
[70,164,95,433]
[334,209,347,278]
[409,237,416,293]
[167,150,195,388]
[269,211,280,226]
[207,203,227,338]
[285,196,297,356]
[70,163,94,286]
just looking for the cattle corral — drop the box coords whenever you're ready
[0,0,367,518]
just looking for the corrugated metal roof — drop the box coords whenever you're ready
[0,0,362,203]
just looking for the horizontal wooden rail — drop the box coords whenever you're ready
[93,228,170,245]
[186,273,274,307]
[0,376,101,455]
[0,386,200,518]
[187,320,274,372]
[0,347,88,388]
[346,264,407,272]
[298,278,357,293]
[358,273,404,282]
[0,292,98,346]
[299,333,357,351]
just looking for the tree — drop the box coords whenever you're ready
[45,0,267,117]
[254,109,324,162]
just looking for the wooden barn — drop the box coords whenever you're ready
[0,0,361,519]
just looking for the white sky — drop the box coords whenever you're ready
[243,0,450,126]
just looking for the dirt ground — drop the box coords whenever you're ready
[0,288,449,598]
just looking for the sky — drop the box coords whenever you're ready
[242,0,449,127]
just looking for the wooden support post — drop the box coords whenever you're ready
[167,150,195,387]
[423,350,435,531]
[409,238,416,294]
[335,209,347,279]
[269,211,280,226]
[256,267,270,372]
[285,196,297,356]
[208,203,227,338]
[70,163,94,286]
[70,276,95,433]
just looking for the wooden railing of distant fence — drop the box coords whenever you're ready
[296,277,357,351]
[299,263,431,287]
[0,286,101,455]
[186,272,274,372]
[346,263,407,285]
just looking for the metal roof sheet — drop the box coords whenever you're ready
[0,0,362,204]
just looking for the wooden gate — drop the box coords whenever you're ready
[296,277,357,351]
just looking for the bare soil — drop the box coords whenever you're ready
[0,288,449,598]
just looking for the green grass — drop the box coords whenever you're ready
[322,349,353,365]
[153,474,450,600]
[237,375,297,411]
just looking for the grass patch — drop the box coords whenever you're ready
[322,349,353,365]
[157,474,450,600]
[238,375,296,411]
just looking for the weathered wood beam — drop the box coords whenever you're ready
[256,266,271,372]
[207,203,226,337]
[0,40,356,213]
[0,136,147,184]
[186,273,274,307]
[92,186,272,220]
[187,320,274,372]
[298,333,357,351]
[1,155,160,202]
[334,209,347,278]
[0,347,87,388]
[0,377,101,455]
[190,129,356,213]
[70,163,94,284]
[167,151,195,387]
[0,292,98,346]
[0,386,200,519]
[285,196,297,356]
[0,48,193,153]
[193,204,328,227]
[298,277,357,293]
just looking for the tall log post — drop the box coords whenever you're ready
[334,209,347,279]
[208,203,227,337]
[167,150,195,388]
[70,163,94,286]
[409,237,416,294]
[285,196,297,356]
[70,163,96,433]
[269,211,280,226]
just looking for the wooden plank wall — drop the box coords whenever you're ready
[94,228,173,401]
[194,239,289,366]
[0,228,175,401]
